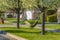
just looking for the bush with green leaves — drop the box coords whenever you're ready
[9,20,25,24]
[7,15,13,18]
[6,18,16,20]
[27,20,38,28]
[48,14,57,22]
[46,9,57,15]
[27,20,36,24]
[20,20,25,24]
[5,18,25,24]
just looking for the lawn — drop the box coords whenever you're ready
[5,18,25,24]
[45,24,60,29]
[0,27,60,40]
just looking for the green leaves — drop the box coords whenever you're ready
[0,0,8,12]
[22,0,38,10]
[6,0,18,8]
[42,0,60,9]
[0,0,60,12]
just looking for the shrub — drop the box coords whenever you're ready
[7,15,13,18]
[6,18,16,20]
[27,20,36,24]
[10,20,17,23]
[48,14,57,22]
[47,9,57,15]
[20,20,25,24]
[30,20,38,28]
[26,13,42,24]
[9,20,25,24]
[27,20,38,28]
[38,20,42,24]
[5,18,25,24]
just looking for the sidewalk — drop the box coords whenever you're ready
[0,34,16,40]
[6,33,27,40]
[0,34,10,40]
[0,31,27,40]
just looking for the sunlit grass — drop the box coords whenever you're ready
[0,27,60,40]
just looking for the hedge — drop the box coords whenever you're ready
[48,14,57,22]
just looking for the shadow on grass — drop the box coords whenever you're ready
[46,29,60,35]
[2,27,60,35]
[4,30,41,34]
[4,30,60,35]
[2,29,60,35]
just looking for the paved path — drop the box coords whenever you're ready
[0,23,56,27]
[0,31,27,40]
[0,23,25,27]
[0,35,9,40]
[0,23,56,30]
[0,34,16,40]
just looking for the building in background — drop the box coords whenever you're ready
[21,10,40,20]
[57,8,60,23]
[0,9,40,20]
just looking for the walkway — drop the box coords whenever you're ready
[0,31,27,40]
[0,31,16,40]
[0,34,16,40]
[0,35,9,40]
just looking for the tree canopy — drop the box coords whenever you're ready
[0,0,9,12]
[0,0,60,12]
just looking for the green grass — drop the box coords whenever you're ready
[0,21,12,24]
[0,27,60,40]
[6,18,17,20]
[5,18,25,24]
[5,18,17,23]
[45,24,60,29]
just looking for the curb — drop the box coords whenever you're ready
[6,33,27,40]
